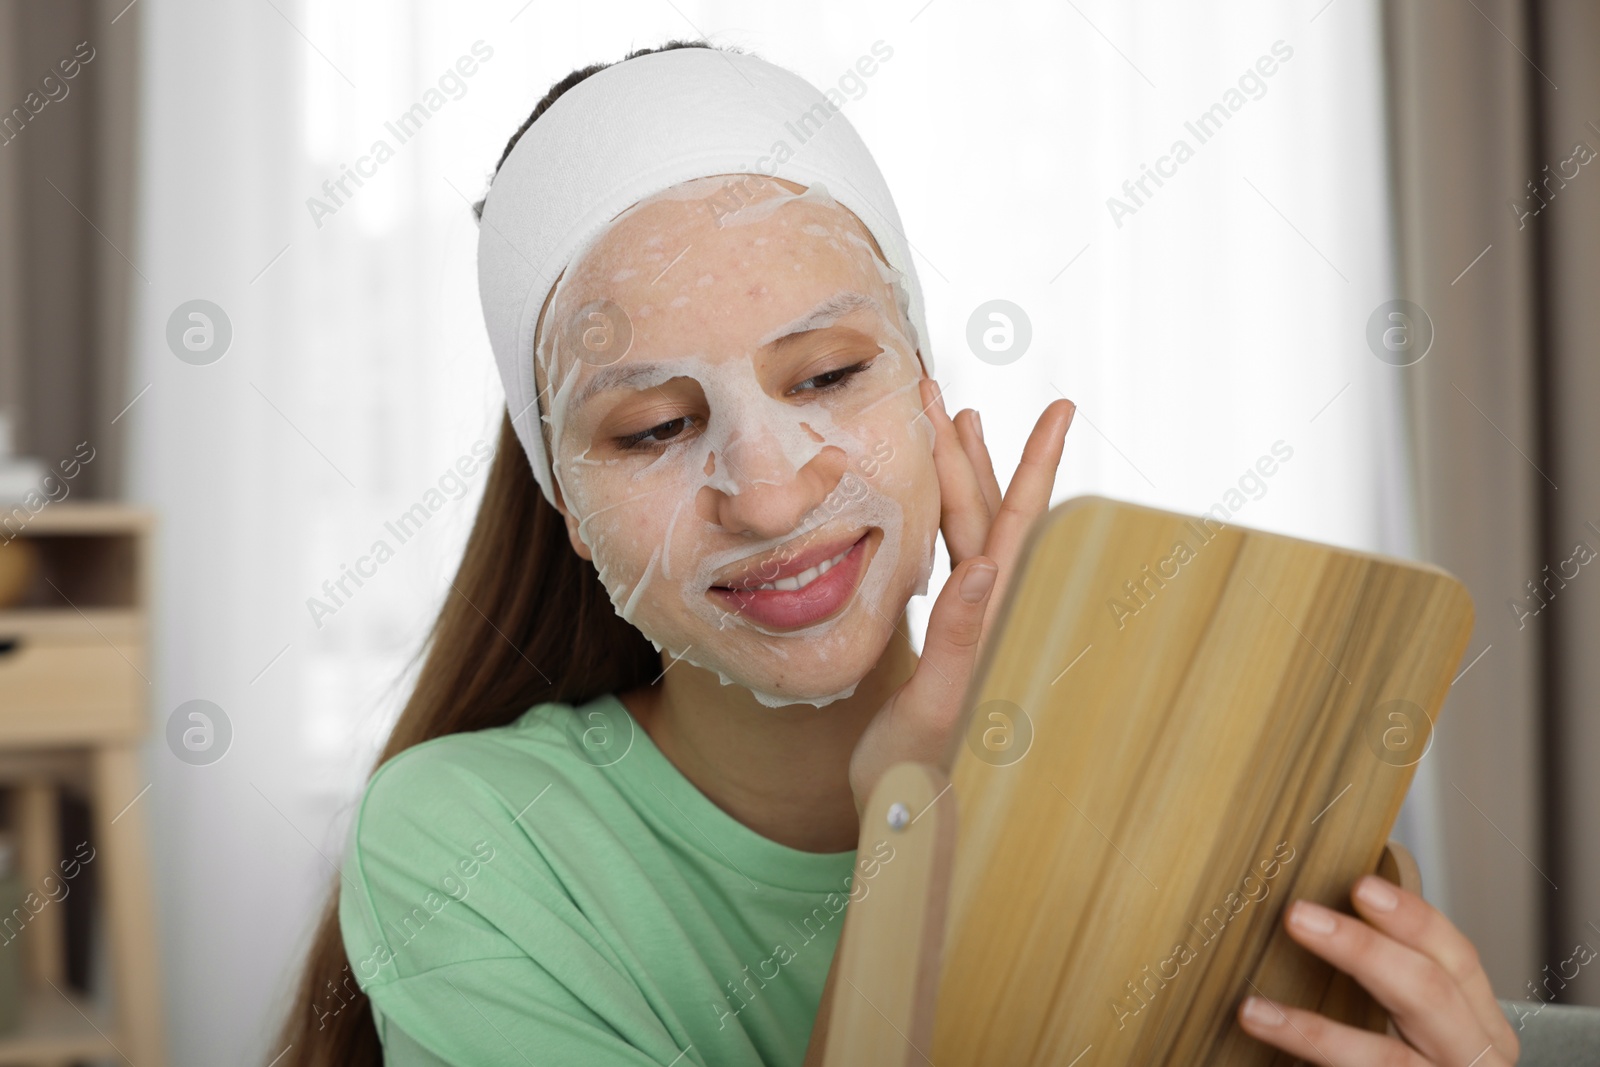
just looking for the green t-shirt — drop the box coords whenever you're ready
[338,691,860,1066]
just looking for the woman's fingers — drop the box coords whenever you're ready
[983,397,1075,563]
[1236,996,1438,1067]
[897,554,997,718]
[1278,899,1505,1066]
[920,377,991,564]
[848,554,998,808]
[1348,877,1521,1064]
[1238,884,1520,1067]
[977,398,1075,624]
[954,408,1002,517]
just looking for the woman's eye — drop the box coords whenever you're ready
[792,359,874,395]
[612,358,873,453]
[616,415,698,453]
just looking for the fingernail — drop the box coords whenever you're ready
[1289,901,1337,935]
[933,380,947,411]
[960,562,997,602]
[1355,876,1399,912]
[972,410,983,442]
[1242,997,1285,1027]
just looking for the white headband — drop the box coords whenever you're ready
[475,46,934,508]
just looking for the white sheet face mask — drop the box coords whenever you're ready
[535,175,940,708]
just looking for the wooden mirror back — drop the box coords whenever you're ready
[933,496,1474,1066]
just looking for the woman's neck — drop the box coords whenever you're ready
[617,614,920,854]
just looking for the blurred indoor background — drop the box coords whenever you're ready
[0,0,1595,1062]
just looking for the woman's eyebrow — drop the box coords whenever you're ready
[759,290,879,349]
[569,361,674,416]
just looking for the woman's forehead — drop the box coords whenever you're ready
[543,183,895,363]
[567,184,882,296]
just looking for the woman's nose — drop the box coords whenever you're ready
[699,435,850,540]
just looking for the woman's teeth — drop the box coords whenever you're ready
[752,543,854,592]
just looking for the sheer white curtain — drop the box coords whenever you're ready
[128,1,1417,1061]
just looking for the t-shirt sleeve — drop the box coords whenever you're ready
[337,740,700,1067]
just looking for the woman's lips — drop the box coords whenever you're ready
[708,532,872,631]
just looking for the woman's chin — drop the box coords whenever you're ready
[722,638,894,708]
[737,674,868,710]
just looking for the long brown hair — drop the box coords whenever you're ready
[272,39,726,1066]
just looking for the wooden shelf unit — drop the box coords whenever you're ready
[0,503,166,1065]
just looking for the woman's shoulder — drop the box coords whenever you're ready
[353,695,616,832]
[338,694,629,985]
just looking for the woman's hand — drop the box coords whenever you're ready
[1237,876,1520,1065]
[847,377,1075,815]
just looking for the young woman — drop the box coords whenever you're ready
[277,39,1519,1067]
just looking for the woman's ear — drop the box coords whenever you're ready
[552,479,593,562]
